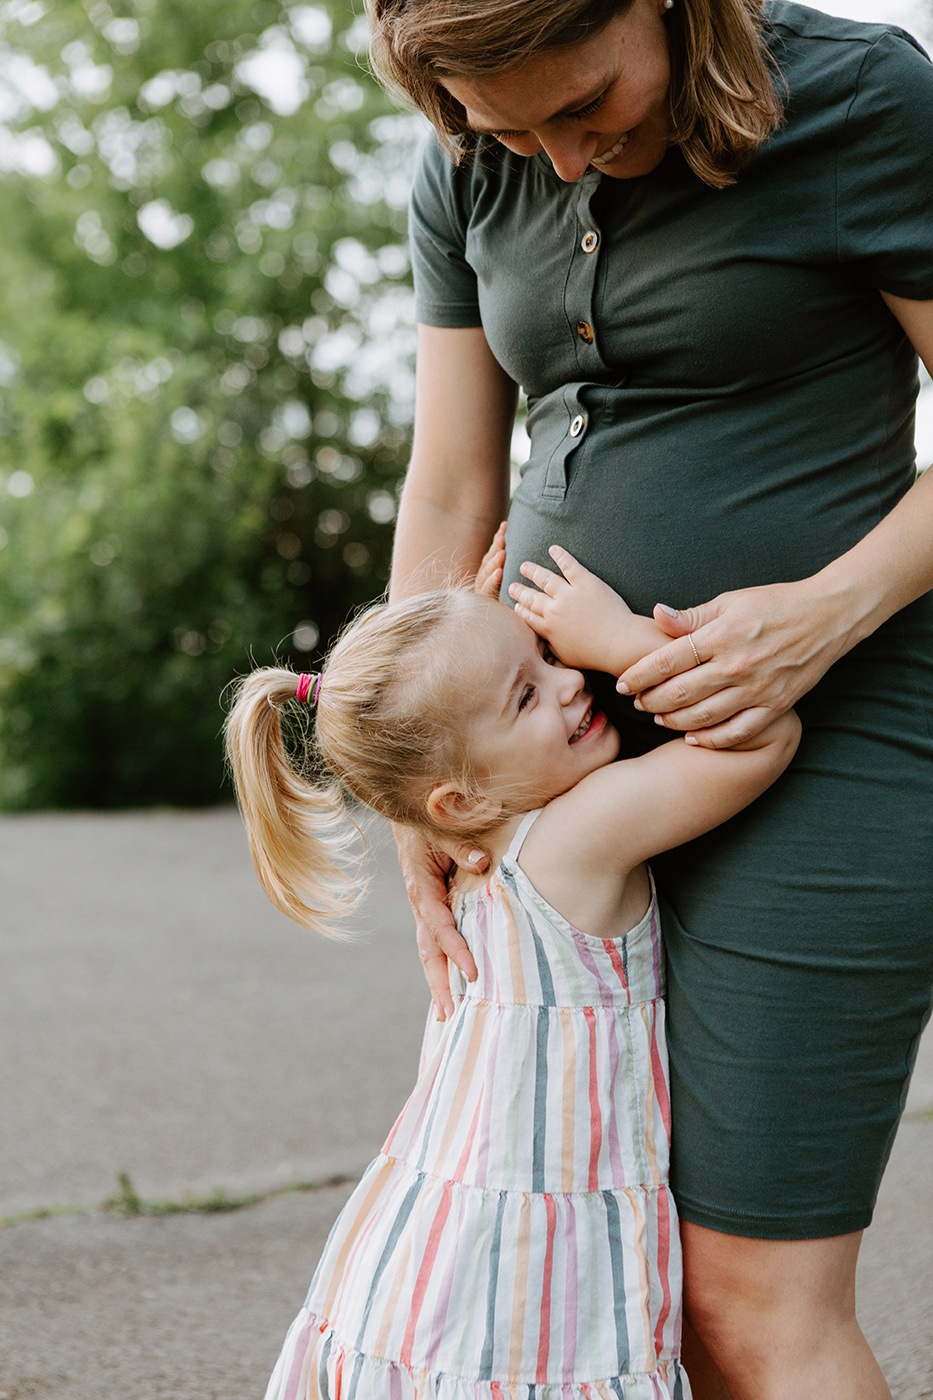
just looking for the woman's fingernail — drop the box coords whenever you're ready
[468,850,484,866]
[508,584,518,597]
[685,735,699,746]
[616,680,631,694]
[658,604,680,618]
[633,697,644,711]
[654,715,665,725]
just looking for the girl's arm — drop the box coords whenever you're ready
[510,547,799,924]
[391,325,517,1015]
[612,296,933,749]
[523,710,799,937]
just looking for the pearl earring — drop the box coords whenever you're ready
[663,0,674,9]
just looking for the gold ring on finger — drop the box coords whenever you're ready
[688,633,701,668]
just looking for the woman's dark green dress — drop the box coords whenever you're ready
[410,1,933,1238]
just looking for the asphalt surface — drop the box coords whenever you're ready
[1,809,930,1400]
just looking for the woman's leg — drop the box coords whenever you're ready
[681,1222,890,1400]
[680,1315,733,1400]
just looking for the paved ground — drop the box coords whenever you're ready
[0,809,930,1400]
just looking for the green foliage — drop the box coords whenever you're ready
[0,0,418,807]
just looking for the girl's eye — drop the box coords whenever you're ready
[518,684,536,712]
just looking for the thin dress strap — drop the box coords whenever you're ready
[504,808,545,865]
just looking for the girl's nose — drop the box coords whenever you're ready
[558,666,587,702]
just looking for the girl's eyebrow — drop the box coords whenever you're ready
[500,664,526,717]
[466,81,610,135]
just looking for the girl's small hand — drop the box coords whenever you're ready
[393,824,481,1019]
[474,521,508,598]
[616,579,851,747]
[508,545,632,671]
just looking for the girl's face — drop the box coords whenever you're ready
[441,0,673,183]
[461,601,620,811]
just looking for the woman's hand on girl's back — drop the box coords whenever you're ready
[474,521,508,598]
[616,577,857,748]
[393,824,480,1020]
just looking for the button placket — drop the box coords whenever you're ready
[565,175,606,373]
[542,383,589,498]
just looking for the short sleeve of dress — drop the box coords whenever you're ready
[409,135,483,328]
[836,28,933,298]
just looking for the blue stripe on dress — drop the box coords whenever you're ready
[532,1005,550,1192]
[355,1174,423,1345]
[318,1330,334,1400]
[603,1191,631,1373]
[479,1191,508,1379]
[502,868,556,1004]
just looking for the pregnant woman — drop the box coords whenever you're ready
[374,1,933,1396]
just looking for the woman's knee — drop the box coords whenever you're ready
[680,1221,862,1374]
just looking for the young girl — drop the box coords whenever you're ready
[225,545,799,1400]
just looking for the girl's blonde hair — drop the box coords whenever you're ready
[224,589,496,936]
[367,0,784,188]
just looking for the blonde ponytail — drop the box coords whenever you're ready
[224,588,492,936]
[224,668,363,937]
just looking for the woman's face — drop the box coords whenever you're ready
[441,0,673,183]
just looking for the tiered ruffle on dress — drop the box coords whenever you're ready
[265,815,689,1400]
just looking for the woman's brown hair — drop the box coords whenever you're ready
[366,0,784,188]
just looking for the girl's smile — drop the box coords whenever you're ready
[463,600,619,806]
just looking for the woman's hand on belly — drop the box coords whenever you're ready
[615,578,854,748]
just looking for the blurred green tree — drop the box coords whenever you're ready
[0,0,420,807]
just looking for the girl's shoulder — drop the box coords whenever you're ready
[508,794,653,942]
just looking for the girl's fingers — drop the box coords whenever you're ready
[518,560,561,594]
[547,544,582,577]
[512,602,545,633]
[509,582,545,614]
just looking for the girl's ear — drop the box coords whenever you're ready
[426,782,502,830]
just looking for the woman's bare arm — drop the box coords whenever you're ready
[391,325,517,1017]
[390,325,517,600]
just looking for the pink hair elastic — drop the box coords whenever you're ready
[295,672,321,705]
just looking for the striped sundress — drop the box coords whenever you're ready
[265,810,689,1400]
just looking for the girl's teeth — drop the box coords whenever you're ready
[571,710,593,741]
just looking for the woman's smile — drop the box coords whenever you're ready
[440,0,673,183]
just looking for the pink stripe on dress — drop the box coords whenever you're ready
[583,1005,602,1191]
[602,938,629,996]
[561,1195,579,1382]
[282,1316,315,1400]
[653,1186,673,1361]
[399,1181,454,1368]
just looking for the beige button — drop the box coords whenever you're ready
[581,231,599,254]
[576,320,594,344]
[570,414,586,438]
